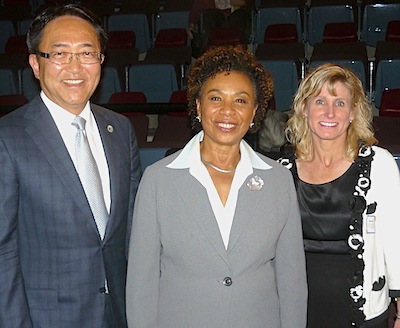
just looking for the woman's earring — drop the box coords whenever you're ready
[249,122,255,128]
[349,119,353,123]
[196,116,201,123]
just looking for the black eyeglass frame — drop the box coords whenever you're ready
[36,51,104,65]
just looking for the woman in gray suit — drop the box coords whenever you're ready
[126,46,307,328]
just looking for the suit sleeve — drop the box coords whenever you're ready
[126,168,160,327]
[125,119,142,258]
[274,172,308,328]
[0,136,33,327]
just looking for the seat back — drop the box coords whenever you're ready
[379,88,400,117]
[17,18,33,35]
[154,28,187,48]
[128,63,179,103]
[109,91,147,104]
[375,59,400,108]
[322,22,358,43]
[259,59,299,112]
[91,67,122,104]
[107,14,151,53]
[386,20,400,42]
[0,68,18,95]
[154,10,189,32]
[152,114,193,148]
[306,5,354,46]
[362,3,400,47]
[107,31,136,49]
[209,26,244,46]
[21,67,40,101]
[5,35,29,54]
[0,20,16,53]
[255,7,302,44]
[121,112,149,148]
[309,59,366,89]
[0,93,28,106]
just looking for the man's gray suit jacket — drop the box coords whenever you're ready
[0,96,142,327]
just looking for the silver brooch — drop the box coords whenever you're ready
[247,175,264,191]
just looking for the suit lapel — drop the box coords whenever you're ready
[173,172,231,267]
[227,172,266,254]
[92,107,122,241]
[24,98,99,236]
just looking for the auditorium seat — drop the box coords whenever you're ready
[107,31,136,50]
[361,3,400,47]
[322,22,358,43]
[374,59,400,109]
[0,94,28,106]
[121,112,149,148]
[385,20,400,42]
[259,59,299,112]
[107,13,152,54]
[153,28,187,48]
[309,41,368,88]
[264,24,298,44]
[254,6,303,46]
[20,66,40,101]
[168,90,188,117]
[0,68,18,96]
[306,4,355,46]
[109,91,147,104]
[128,63,179,103]
[91,67,122,105]
[209,26,245,46]
[0,20,16,53]
[4,35,28,54]
[379,89,400,117]
[151,114,194,148]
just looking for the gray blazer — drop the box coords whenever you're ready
[126,150,307,328]
[0,96,142,327]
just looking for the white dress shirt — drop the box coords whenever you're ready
[41,91,111,213]
[167,131,270,249]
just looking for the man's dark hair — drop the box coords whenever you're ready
[27,4,108,54]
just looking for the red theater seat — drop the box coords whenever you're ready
[5,35,28,54]
[386,21,400,42]
[264,24,298,44]
[109,92,147,104]
[209,26,244,47]
[154,28,187,48]
[0,94,28,106]
[107,31,136,49]
[379,89,400,117]
[323,22,358,43]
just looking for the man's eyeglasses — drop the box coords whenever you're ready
[37,51,103,65]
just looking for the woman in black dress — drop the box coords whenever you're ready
[280,64,400,328]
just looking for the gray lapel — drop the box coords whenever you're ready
[173,171,231,267]
[91,108,122,240]
[227,172,266,254]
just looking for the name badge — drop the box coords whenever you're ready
[366,215,376,234]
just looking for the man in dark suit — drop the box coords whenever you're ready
[0,4,141,327]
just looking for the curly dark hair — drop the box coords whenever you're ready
[186,45,274,133]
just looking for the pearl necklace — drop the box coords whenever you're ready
[201,156,236,173]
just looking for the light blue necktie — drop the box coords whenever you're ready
[72,116,109,240]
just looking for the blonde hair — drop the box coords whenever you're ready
[286,63,377,161]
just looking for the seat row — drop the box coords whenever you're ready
[1,52,400,117]
[2,1,400,54]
